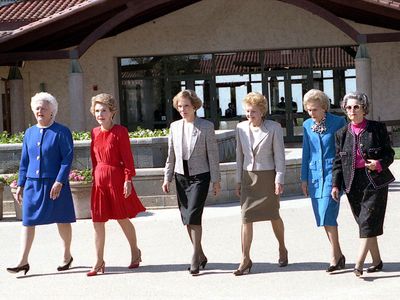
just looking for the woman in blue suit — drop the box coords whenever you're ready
[301,89,346,272]
[7,92,76,276]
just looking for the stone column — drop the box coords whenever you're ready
[355,44,373,118]
[0,80,4,132]
[142,79,154,129]
[8,66,25,133]
[69,59,85,131]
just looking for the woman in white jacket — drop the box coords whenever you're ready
[234,92,288,276]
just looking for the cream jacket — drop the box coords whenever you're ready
[236,119,285,184]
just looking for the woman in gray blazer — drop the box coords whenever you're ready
[162,89,221,275]
[234,92,288,276]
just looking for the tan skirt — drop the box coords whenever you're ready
[240,170,280,223]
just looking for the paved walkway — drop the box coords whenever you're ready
[1,161,400,300]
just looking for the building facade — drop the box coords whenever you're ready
[0,0,399,142]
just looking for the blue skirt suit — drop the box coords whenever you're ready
[17,122,76,226]
[301,113,346,226]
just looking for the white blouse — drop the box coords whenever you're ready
[182,121,194,160]
[250,125,263,150]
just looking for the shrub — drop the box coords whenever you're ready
[0,169,93,186]
[0,172,18,187]
[0,128,169,144]
[69,169,92,183]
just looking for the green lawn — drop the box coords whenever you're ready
[395,147,400,159]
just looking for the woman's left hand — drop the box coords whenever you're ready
[50,181,63,200]
[124,181,132,198]
[365,159,378,171]
[212,182,221,197]
[275,183,284,195]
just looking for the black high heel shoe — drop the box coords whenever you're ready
[233,260,253,276]
[367,261,383,273]
[354,267,363,277]
[200,257,208,269]
[7,264,30,275]
[278,249,288,267]
[189,262,200,275]
[57,256,73,271]
[327,255,345,272]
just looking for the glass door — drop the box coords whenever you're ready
[165,75,217,127]
[266,70,312,142]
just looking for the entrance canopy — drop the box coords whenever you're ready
[0,0,399,66]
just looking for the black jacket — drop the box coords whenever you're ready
[332,120,395,193]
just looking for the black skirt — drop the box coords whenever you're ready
[175,171,211,225]
[346,169,388,238]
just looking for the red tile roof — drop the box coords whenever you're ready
[365,0,400,10]
[0,0,89,23]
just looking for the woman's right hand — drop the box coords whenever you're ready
[235,183,241,198]
[331,187,340,202]
[301,181,308,197]
[15,186,23,205]
[162,181,170,193]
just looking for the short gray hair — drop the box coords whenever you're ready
[31,92,58,119]
[342,92,369,115]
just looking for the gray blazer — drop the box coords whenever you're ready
[164,117,220,183]
[236,119,285,184]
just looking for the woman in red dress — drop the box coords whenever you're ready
[87,93,146,276]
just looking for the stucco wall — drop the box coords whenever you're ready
[368,42,400,121]
[0,0,399,129]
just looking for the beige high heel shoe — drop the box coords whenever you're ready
[128,249,142,269]
[233,260,253,276]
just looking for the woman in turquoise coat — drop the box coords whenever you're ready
[301,89,346,272]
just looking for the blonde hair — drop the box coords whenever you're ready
[31,92,58,119]
[90,93,118,116]
[172,89,203,110]
[303,89,329,111]
[243,92,268,117]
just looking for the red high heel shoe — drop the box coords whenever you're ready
[128,249,142,269]
[87,261,105,277]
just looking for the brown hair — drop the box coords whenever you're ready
[172,89,203,110]
[90,93,118,116]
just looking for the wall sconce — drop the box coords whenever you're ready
[39,82,46,92]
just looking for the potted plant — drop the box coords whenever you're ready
[0,178,4,220]
[69,168,92,219]
[1,170,93,220]
[0,173,21,220]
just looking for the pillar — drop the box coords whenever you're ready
[8,66,25,133]
[0,79,4,132]
[69,59,85,131]
[355,44,373,118]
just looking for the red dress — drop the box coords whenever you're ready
[90,125,145,222]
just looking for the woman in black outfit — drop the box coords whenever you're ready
[331,92,395,277]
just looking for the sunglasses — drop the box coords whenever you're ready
[345,105,361,111]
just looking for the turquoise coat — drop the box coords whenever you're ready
[301,113,346,199]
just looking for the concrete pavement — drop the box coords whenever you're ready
[1,161,400,300]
